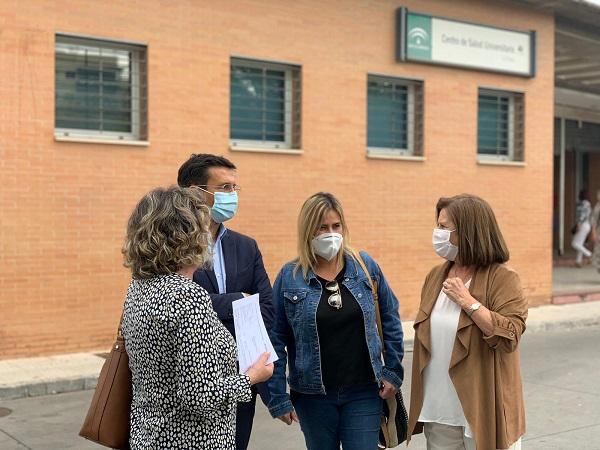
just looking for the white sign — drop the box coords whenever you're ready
[400,9,535,77]
[431,18,532,76]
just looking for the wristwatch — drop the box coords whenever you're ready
[466,302,481,317]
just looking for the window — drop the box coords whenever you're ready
[55,34,148,141]
[230,58,301,150]
[477,89,524,161]
[367,75,423,156]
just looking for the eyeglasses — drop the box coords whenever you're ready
[325,281,342,310]
[196,184,241,193]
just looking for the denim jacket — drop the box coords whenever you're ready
[267,251,404,419]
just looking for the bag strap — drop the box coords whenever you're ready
[116,309,125,338]
[355,252,385,355]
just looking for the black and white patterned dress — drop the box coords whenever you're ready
[122,273,251,449]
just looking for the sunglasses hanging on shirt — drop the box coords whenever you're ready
[325,281,342,310]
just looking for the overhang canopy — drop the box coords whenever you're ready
[514,0,600,95]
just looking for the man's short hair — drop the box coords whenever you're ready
[177,154,237,188]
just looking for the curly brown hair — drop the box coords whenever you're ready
[122,186,212,279]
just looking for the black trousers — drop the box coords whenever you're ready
[235,387,258,450]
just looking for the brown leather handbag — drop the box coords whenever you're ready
[80,314,132,450]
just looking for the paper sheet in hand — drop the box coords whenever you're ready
[232,294,278,374]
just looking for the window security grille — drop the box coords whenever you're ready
[55,35,148,141]
[478,89,524,161]
[367,75,423,156]
[230,58,301,149]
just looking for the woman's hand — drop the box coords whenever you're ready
[245,352,274,385]
[379,379,397,400]
[277,410,299,425]
[442,277,473,309]
[444,276,496,336]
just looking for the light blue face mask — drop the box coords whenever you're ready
[209,191,238,223]
[196,187,239,223]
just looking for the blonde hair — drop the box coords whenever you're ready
[294,192,359,279]
[436,194,509,267]
[122,186,212,279]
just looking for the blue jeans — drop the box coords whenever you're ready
[291,383,382,450]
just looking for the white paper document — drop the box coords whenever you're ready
[232,294,278,374]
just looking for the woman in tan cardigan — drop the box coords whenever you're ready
[408,194,527,450]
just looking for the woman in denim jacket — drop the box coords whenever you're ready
[267,192,404,450]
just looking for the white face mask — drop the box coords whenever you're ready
[432,228,458,261]
[312,233,343,261]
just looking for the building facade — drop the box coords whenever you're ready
[0,0,563,358]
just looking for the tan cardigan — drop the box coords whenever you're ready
[408,262,527,450]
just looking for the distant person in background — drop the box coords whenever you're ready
[572,189,593,268]
[591,190,600,273]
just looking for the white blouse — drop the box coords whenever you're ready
[418,281,473,438]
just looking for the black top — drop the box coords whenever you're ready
[316,267,375,390]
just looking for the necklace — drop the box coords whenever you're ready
[450,265,473,281]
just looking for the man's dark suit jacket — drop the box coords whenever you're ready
[193,228,274,403]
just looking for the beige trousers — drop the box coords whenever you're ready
[424,422,522,450]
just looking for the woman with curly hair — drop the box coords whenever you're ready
[121,186,273,449]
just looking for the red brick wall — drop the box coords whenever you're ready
[0,0,555,358]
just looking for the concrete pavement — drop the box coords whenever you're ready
[1,326,599,449]
[2,301,600,401]
[553,265,600,295]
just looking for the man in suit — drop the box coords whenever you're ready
[177,154,274,450]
